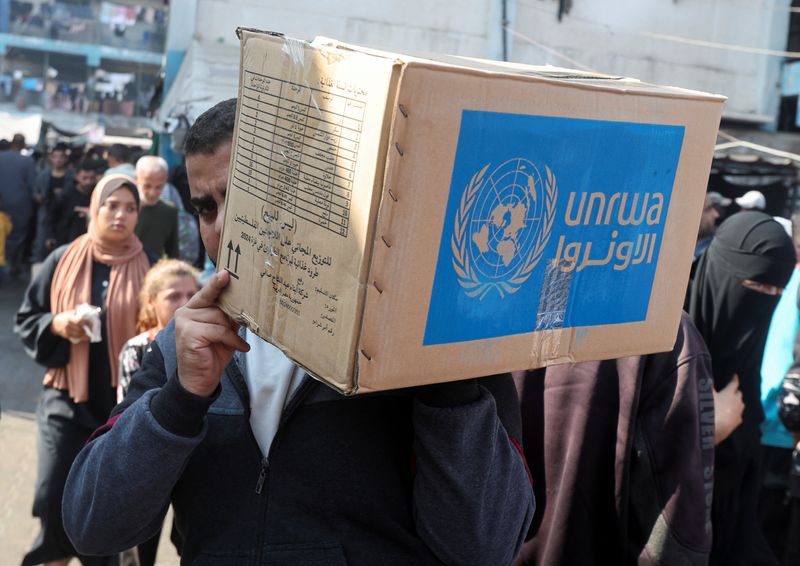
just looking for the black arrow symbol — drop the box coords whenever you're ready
[234,244,241,273]
[226,240,233,269]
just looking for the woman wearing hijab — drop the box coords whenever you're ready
[15,174,151,566]
[688,211,796,566]
[512,312,716,566]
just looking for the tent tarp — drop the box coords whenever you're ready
[0,113,42,144]
[157,40,240,131]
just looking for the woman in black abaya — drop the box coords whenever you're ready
[688,211,796,566]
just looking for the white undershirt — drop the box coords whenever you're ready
[240,329,305,457]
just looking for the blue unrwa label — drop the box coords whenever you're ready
[423,110,685,345]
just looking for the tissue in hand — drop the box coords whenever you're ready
[74,303,102,343]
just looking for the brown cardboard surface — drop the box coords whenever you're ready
[218,29,399,390]
[357,64,723,391]
[220,29,725,394]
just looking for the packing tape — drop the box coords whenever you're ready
[235,310,261,337]
[282,37,306,68]
[530,258,574,367]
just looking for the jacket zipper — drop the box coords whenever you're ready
[255,456,269,494]
[252,377,315,565]
[253,378,315,495]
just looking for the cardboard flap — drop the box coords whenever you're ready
[219,30,400,391]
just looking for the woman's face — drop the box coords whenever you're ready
[149,275,199,329]
[96,188,138,243]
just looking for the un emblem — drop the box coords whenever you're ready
[451,158,557,299]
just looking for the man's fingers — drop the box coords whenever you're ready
[186,270,230,309]
[177,306,235,327]
[186,322,250,353]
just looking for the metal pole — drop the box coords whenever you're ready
[502,0,508,62]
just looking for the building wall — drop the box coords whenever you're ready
[192,0,792,123]
[193,0,501,56]
[511,0,791,124]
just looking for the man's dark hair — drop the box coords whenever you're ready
[10,133,25,149]
[130,148,147,165]
[52,142,70,153]
[77,158,103,173]
[183,98,237,156]
[107,143,132,164]
[68,145,84,164]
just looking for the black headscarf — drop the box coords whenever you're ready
[688,211,795,428]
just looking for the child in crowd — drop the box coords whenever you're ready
[0,207,12,282]
[118,258,200,400]
[117,258,200,566]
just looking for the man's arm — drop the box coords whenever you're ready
[63,343,218,554]
[63,272,249,554]
[32,170,48,202]
[42,188,67,246]
[412,376,535,566]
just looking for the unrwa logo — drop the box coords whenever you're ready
[452,158,557,300]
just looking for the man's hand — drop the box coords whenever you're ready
[714,374,745,445]
[174,270,249,397]
[51,310,92,342]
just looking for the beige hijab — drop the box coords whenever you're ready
[44,174,150,402]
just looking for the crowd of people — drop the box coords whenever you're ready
[4,98,800,565]
[0,135,204,286]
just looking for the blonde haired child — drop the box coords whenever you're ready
[118,258,200,399]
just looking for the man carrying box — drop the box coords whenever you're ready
[62,98,535,565]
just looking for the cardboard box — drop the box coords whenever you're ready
[218,28,725,394]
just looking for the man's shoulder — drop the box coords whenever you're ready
[63,184,89,200]
[104,163,136,177]
[140,201,177,218]
[154,200,179,219]
[0,151,34,169]
[153,322,180,377]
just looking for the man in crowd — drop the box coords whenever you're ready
[0,132,36,277]
[32,142,73,261]
[778,355,800,565]
[736,190,767,212]
[695,191,731,259]
[103,143,135,177]
[63,98,534,565]
[43,159,100,250]
[759,212,800,565]
[134,155,179,258]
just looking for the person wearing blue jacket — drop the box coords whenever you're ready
[61,98,535,566]
[776,326,800,566]
[762,230,800,565]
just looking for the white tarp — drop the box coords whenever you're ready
[0,113,43,145]
[157,40,240,134]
